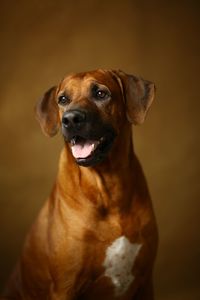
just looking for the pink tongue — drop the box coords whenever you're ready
[71,141,95,159]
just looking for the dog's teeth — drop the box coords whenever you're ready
[71,138,76,146]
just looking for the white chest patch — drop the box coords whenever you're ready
[103,236,142,297]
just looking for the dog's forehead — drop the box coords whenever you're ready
[59,70,118,94]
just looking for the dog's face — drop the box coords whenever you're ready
[36,69,155,167]
[57,71,124,166]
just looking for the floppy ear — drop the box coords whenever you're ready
[35,86,60,137]
[113,70,155,124]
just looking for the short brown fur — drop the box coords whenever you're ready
[1,69,158,300]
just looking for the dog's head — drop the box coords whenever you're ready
[36,69,155,167]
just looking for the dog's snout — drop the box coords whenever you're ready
[62,110,86,129]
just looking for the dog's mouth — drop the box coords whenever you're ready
[70,136,102,159]
[69,133,116,167]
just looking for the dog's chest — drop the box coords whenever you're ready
[103,236,142,297]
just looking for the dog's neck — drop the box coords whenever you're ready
[57,124,137,211]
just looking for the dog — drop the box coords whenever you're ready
[2,69,158,300]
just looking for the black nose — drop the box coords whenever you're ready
[62,110,86,129]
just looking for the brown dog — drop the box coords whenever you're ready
[2,69,158,300]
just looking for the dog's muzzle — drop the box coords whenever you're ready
[62,109,116,167]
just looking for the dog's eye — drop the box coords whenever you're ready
[58,95,70,105]
[92,84,110,101]
[96,90,107,99]
[95,89,111,100]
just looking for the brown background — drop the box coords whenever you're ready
[0,0,199,299]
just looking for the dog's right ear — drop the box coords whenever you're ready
[111,70,155,125]
[35,86,60,137]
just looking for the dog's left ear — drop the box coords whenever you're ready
[113,70,155,124]
[35,86,60,137]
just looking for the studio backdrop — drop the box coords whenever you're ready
[0,1,199,299]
